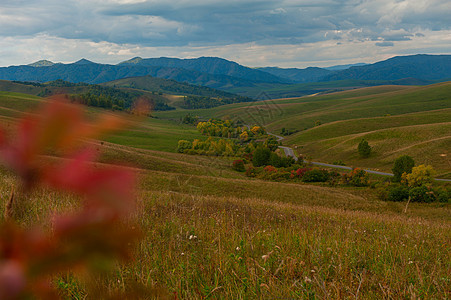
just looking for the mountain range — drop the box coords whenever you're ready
[0,54,450,98]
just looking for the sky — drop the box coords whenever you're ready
[1,0,450,68]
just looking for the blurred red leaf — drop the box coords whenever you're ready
[0,95,141,298]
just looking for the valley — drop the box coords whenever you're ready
[0,55,449,299]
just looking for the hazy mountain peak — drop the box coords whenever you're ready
[324,63,367,71]
[73,58,95,65]
[28,60,55,67]
[118,57,143,65]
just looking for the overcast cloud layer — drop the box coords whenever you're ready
[1,0,450,67]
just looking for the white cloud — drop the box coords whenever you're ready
[0,0,449,67]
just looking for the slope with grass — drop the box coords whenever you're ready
[156,82,450,176]
[0,89,449,298]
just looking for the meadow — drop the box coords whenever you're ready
[0,87,449,299]
[156,82,451,177]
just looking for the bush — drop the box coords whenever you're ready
[435,188,450,203]
[252,147,271,167]
[268,171,291,181]
[342,168,369,187]
[295,167,311,178]
[388,186,410,202]
[402,164,436,187]
[392,155,415,182]
[358,139,371,158]
[303,169,330,182]
[264,136,280,151]
[264,165,278,173]
[327,171,341,186]
[376,187,389,201]
[232,159,245,172]
[409,185,435,203]
[245,166,257,177]
[268,152,294,168]
[177,140,193,153]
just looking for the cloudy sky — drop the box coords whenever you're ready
[1,0,450,68]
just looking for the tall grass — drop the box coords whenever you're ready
[1,162,449,298]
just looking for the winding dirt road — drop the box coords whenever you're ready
[268,131,451,182]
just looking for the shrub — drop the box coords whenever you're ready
[232,159,245,172]
[392,155,415,182]
[296,167,311,178]
[245,166,257,177]
[409,185,435,203]
[342,168,369,187]
[303,169,330,182]
[252,147,271,167]
[376,187,389,201]
[327,171,342,186]
[268,171,291,181]
[435,188,450,203]
[358,139,371,158]
[333,160,346,166]
[269,152,282,167]
[264,165,278,173]
[264,136,280,151]
[268,152,294,168]
[402,164,436,187]
[388,185,410,202]
[177,140,192,153]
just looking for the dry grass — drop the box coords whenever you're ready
[0,89,449,298]
[1,158,449,299]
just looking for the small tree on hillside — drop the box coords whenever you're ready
[358,139,372,158]
[402,164,436,187]
[252,146,271,167]
[392,155,415,182]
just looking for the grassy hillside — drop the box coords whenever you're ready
[156,82,451,176]
[101,75,245,99]
[0,89,449,298]
[0,79,173,111]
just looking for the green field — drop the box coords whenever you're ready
[155,82,451,176]
[0,86,449,298]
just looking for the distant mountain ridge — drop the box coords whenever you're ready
[324,63,367,71]
[1,54,451,98]
[120,56,288,84]
[257,66,333,83]
[0,58,291,92]
[322,54,451,81]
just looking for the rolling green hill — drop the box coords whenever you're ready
[100,76,254,109]
[0,88,449,299]
[155,82,451,176]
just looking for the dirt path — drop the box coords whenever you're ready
[267,131,451,182]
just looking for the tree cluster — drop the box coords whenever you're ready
[182,95,253,109]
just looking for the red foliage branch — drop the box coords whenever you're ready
[0,96,140,299]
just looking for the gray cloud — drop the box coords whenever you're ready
[2,0,449,47]
[0,0,450,67]
[376,41,395,47]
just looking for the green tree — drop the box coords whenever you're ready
[392,155,415,182]
[358,139,371,158]
[252,147,271,167]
